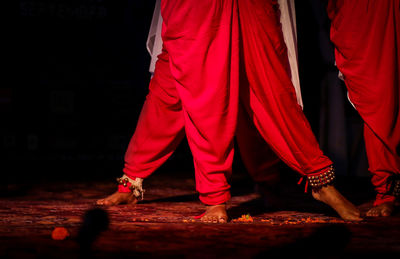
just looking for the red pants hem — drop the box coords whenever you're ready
[374,194,396,207]
[199,191,231,206]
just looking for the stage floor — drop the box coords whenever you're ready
[1,171,399,258]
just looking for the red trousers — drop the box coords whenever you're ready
[124,0,239,205]
[328,0,400,205]
[123,0,332,205]
[237,0,332,177]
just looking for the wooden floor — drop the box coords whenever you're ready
[1,171,400,258]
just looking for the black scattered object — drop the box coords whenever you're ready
[77,207,109,256]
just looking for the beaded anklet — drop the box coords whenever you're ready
[116,174,145,200]
[298,165,336,192]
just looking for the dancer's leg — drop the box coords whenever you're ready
[237,103,282,208]
[161,0,240,222]
[364,125,400,216]
[328,0,400,216]
[238,0,361,220]
[97,48,185,205]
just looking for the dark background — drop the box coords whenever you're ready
[3,0,367,184]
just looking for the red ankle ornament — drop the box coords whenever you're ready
[116,175,145,199]
[117,178,133,193]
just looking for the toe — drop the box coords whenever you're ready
[381,209,391,217]
[218,217,227,223]
[200,216,209,222]
[366,209,375,217]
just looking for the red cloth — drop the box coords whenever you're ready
[123,0,334,205]
[118,182,133,193]
[124,0,239,205]
[236,102,281,183]
[327,0,400,205]
[237,0,333,176]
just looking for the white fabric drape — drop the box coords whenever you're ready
[278,0,302,107]
[146,0,163,74]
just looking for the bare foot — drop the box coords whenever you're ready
[312,185,363,221]
[366,202,394,217]
[96,191,138,206]
[200,204,228,223]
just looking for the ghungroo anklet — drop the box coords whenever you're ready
[389,177,400,198]
[307,165,335,190]
[116,174,144,200]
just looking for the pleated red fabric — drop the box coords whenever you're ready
[123,0,336,205]
[328,0,400,205]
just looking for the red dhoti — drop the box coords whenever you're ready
[237,0,333,179]
[123,0,335,205]
[328,0,400,205]
[124,0,239,205]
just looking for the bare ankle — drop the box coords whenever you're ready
[311,185,333,201]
